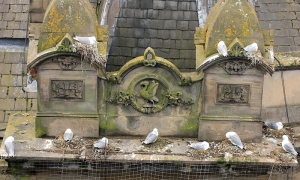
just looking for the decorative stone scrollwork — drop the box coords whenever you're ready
[109,78,194,114]
[51,80,83,100]
[218,60,252,75]
[52,56,80,70]
[217,84,250,103]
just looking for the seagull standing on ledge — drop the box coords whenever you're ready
[73,35,97,45]
[64,128,74,142]
[217,41,228,56]
[226,131,244,149]
[5,136,14,157]
[282,135,298,156]
[94,137,108,149]
[142,128,158,145]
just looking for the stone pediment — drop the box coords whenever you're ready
[196,38,274,75]
[107,47,192,86]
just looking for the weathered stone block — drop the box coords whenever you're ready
[11,63,27,75]
[7,21,20,30]
[3,13,15,21]
[13,30,27,38]
[198,120,262,142]
[0,99,14,111]
[36,117,99,138]
[14,98,27,111]
[1,75,22,86]
[177,21,189,31]
[153,0,165,10]
[15,13,28,21]
[163,20,176,29]
[0,111,4,122]
[10,5,23,13]
[8,86,23,98]
[0,21,7,29]
[17,0,30,5]
[4,52,21,63]
[0,87,8,99]
[165,1,177,10]
[0,4,9,12]
[0,52,4,62]
[0,63,11,74]
[1,30,13,37]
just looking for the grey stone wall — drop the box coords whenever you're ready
[0,48,37,137]
[0,0,29,38]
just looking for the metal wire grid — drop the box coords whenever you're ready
[4,159,296,180]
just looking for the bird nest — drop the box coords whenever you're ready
[74,42,106,69]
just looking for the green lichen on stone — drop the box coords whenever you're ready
[179,117,198,135]
[99,117,118,132]
[35,118,48,138]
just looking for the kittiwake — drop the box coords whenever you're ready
[64,128,73,142]
[226,131,244,149]
[263,121,283,130]
[217,41,228,56]
[243,43,258,52]
[282,135,298,155]
[73,35,97,44]
[142,128,158,145]
[5,136,14,157]
[93,137,108,149]
[188,141,210,150]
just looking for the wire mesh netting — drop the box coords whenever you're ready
[1,159,298,180]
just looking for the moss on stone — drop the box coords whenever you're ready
[35,118,48,138]
[179,117,198,135]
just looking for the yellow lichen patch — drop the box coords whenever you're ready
[225,28,232,37]
[44,8,64,32]
[242,22,249,37]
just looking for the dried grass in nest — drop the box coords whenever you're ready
[263,125,295,140]
[84,145,115,161]
[142,138,173,150]
[52,135,93,149]
[74,42,106,69]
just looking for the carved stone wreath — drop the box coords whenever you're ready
[109,78,194,114]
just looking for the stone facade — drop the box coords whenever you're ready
[0,0,299,138]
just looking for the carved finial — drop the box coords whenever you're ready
[143,47,156,67]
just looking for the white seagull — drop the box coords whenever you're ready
[263,122,283,130]
[93,137,109,149]
[226,131,244,149]
[142,128,158,145]
[188,141,210,150]
[217,41,228,56]
[282,135,298,156]
[64,128,74,142]
[5,136,14,157]
[244,43,258,52]
[73,35,97,44]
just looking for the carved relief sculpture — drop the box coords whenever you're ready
[52,56,80,70]
[51,80,83,100]
[217,84,250,103]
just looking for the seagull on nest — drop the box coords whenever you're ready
[5,136,14,157]
[64,128,74,142]
[217,41,228,56]
[188,141,210,150]
[93,137,108,149]
[73,35,97,45]
[263,121,283,130]
[243,43,258,52]
[142,128,158,145]
[282,135,298,156]
[226,131,244,149]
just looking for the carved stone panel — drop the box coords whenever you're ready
[217,84,250,104]
[51,80,84,100]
